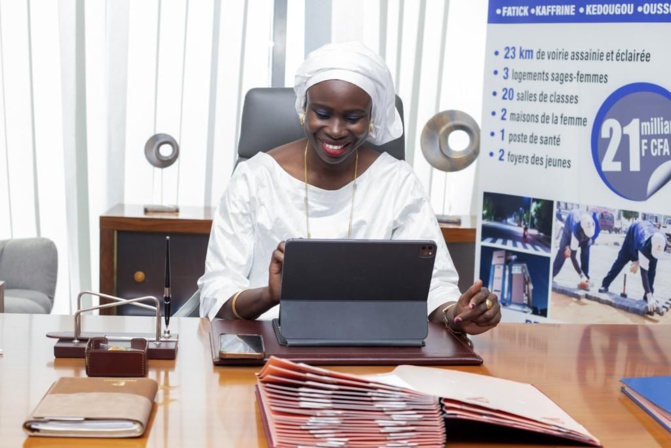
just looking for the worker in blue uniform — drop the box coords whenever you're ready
[598,220,667,314]
[552,209,600,289]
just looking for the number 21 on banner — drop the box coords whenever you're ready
[600,118,640,172]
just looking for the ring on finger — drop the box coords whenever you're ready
[485,298,493,310]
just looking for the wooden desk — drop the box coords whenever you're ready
[1,314,670,447]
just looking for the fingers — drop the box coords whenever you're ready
[455,293,502,335]
[461,280,495,311]
[454,284,499,326]
[446,280,502,335]
[270,241,286,272]
[460,279,483,303]
[268,241,287,302]
[478,298,502,326]
[472,293,499,321]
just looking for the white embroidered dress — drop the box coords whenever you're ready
[198,152,460,321]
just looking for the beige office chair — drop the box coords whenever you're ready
[174,87,405,317]
[0,237,58,314]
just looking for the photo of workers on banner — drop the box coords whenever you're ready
[551,207,600,291]
[551,203,670,323]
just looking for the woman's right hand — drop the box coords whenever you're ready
[267,241,286,304]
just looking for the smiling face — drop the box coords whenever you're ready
[304,80,372,165]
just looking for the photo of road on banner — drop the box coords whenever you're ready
[551,202,671,324]
[480,192,553,255]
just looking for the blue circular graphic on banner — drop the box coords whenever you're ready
[591,83,671,201]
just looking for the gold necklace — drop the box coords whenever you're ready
[304,141,358,239]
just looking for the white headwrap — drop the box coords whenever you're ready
[294,41,403,146]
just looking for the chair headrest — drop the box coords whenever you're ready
[237,88,405,164]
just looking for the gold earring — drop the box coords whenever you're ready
[299,113,305,126]
[369,121,374,133]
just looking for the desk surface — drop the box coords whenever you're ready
[1,314,670,447]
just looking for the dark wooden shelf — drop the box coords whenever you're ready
[99,204,214,316]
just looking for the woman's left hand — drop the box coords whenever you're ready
[448,280,501,335]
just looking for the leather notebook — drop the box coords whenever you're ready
[209,319,483,366]
[23,377,158,438]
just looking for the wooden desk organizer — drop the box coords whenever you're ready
[48,291,178,360]
[85,337,148,377]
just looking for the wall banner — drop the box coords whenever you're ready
[477,0,671,324]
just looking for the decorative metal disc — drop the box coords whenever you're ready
[420,110,480,172]
[145,134,179,169]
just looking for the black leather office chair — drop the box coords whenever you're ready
[175,88,406,318]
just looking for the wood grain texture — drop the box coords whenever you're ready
[2,314,670,447]
[439,216,477,243]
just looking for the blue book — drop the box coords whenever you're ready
[620,376,671,432]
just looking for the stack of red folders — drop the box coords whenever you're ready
[256,357,445,447]
[256,357,602,447]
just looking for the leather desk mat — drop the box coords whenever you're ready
[209,319,483,366]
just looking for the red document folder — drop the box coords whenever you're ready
[256,357,602,447]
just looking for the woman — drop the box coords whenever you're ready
[198,41,500,336]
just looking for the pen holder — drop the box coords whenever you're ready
[85,337,148,377]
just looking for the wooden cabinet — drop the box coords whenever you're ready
[99,204,214,315]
